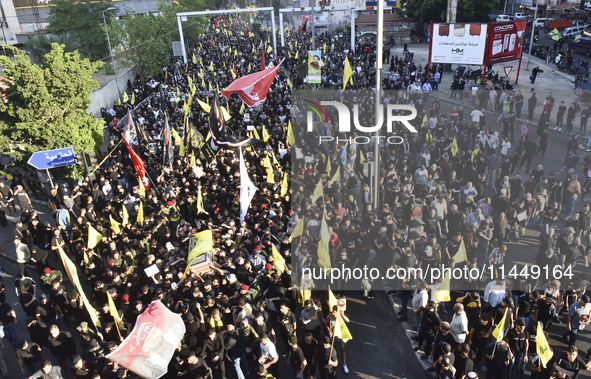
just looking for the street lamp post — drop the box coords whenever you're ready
[102,7,121,100]
[526,0,538,69]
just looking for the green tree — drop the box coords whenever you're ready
[0,44,104,165]
[24,32,81,63]
[110,12,173,77]
[46,0,111,61]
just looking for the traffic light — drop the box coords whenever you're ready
[82,151,98,182]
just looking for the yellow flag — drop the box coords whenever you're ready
[190,150,197,170]
[328,166,340,185]
[121,205,129,227]
[267,45,272,54]
[295,40,298,48]
[208,81,212,92]
[451,137,459,157]
[295,51,299,59]
[421,114,428,128]
[138,177,145,197]
[83,250,89,265]
[271,244,288,273]
[287,79,293,88]
[262,125,270,142]
[280,172,288,197]
[471,147,480,162]
[110,214,120,235]
[107,293,122,323]
[220,105,232,122]
[192,53,197,64]
[492,308,508,341]
[452,240,467,263]
[234,49,237,58]
[117,97,121,105]
[183,230,213,278]
[298,288,311,306]
[266,165,275,184]
[536,322,553,368]
[248,63,251,71]
[252,127,261,140]
[318,216,331,269]
[312,179,323,202]
[197,187,205,214]
[328,288,339,310]
[326,158,332,176]
[137,201,144,225]
[334,311,353,343]
[197,98,211,112]
[289,217,305,242]
[209,61,214,72]
[131,92,135,105]
[288,51,292,59]
[271,151,279,166]
[57,246,100,327]
[287,120,295,146]
[123,92,129,103]
[432,273,451,302]
[231,69,237,79]
[87,223,102,250]
[343,57,354,90]
[323,42,327,54]
[239,102,245,114]
[359,150,366,164]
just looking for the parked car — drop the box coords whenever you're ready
[572,35,591,56]
[513,12,529,20]
[533,18,552,28]
[562,25,585,38]
[496,14,515,22]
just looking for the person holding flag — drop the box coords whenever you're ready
[326,290,352,374]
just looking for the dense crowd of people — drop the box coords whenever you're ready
[0,8,590,379]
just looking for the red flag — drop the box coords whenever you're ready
[122,135,148,189]
[221,59,284,107]
[224,17,227,25]
[215,16,220,26]
[233,64,238,76]
[210,37,214,47]
[260,48,265,71]
[302,19,308,33]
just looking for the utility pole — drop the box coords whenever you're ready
[526,0,538,69]
[373,0,383,209]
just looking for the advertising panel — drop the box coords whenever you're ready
[488,21,528,64]
[431,23,487,65]
[308,50,322,84]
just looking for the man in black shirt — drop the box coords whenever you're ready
[287,335,307,379]
[505,318,529,377]
[516,291,539,327]
[414,300,440,360]
[453,343,474,379]
[554,345,591,378]
[301,332,319,378]
[224,324,248,379]
[319,335,338,379]
[48,324,76,377]
[179,352,211,379]
[201,328,225,378]
[16,339,44,375]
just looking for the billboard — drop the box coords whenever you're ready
[487,21,528,64]
[308,50,322,84]
[431,23,488,65]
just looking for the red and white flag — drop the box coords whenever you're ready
[107,301,186,379]
[221,58,284,107]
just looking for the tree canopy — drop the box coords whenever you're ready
[0,44,104,163]
[46,0,112,61]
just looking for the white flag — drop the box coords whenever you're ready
[106,301,186,379]
[239,148,257,223]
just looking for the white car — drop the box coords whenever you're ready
[533,18,552,28]
[513,13,528,20]
[563,25,585,38]
[496,15,515,22]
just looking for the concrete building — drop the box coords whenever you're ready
[1,0,159,44]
